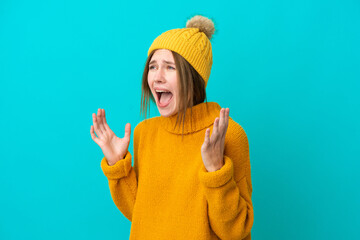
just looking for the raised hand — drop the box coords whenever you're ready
[201,108,230,172]
[90,108,131,166]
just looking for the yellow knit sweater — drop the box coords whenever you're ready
[101,102,254,240]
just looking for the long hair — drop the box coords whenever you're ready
[140,49,207,136]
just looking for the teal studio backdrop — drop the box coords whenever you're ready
[0,0,359,239]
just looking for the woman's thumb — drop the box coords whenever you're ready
[124,123,131,139]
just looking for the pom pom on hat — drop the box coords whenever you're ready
[186,15,215,40]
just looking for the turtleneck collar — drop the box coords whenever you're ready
[159,102,221,135]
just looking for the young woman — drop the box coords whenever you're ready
[90,15,254,240]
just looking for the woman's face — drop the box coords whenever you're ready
[148,49,179,117]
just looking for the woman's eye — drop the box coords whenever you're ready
[149,65,155,70]
[168,66,175,70]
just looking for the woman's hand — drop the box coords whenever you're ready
[90,108,131,166]
[201,108,230,172]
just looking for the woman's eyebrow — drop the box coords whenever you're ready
[149,60,175,65]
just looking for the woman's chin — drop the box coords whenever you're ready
[158,107,177,117]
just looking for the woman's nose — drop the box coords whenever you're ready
[154,68,165,82]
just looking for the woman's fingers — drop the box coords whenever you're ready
[208,108,231,143]
[93,112,104,137]
[219,108,229,138]
[90,125,99,144]
[225,108,229,126]
[123,123,131,140]
[97,108,106,133]
[223,108,229,134]
[203,128,210,146]
[209,118,219,144]
[212,108,226,139]
[220,108,225,125]
[220,108,227,135]
[102,109,112,132]
[209,108,230,144]
[103,108,107,123]
[221,108,229,145]
[94,109,104,135]
[211,118,219,138]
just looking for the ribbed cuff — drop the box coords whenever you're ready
[100,151,132,180]
[198,156,234,188]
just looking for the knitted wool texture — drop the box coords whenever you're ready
[101,102,254,239]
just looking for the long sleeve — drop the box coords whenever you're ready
[101,152,137,221]
[100,125,141,222]
[198,122,254,240]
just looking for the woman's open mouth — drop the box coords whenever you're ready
[156,90,173,107]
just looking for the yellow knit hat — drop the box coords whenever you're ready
[147,15,215,87]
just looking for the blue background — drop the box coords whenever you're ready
[1,0,359,239]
